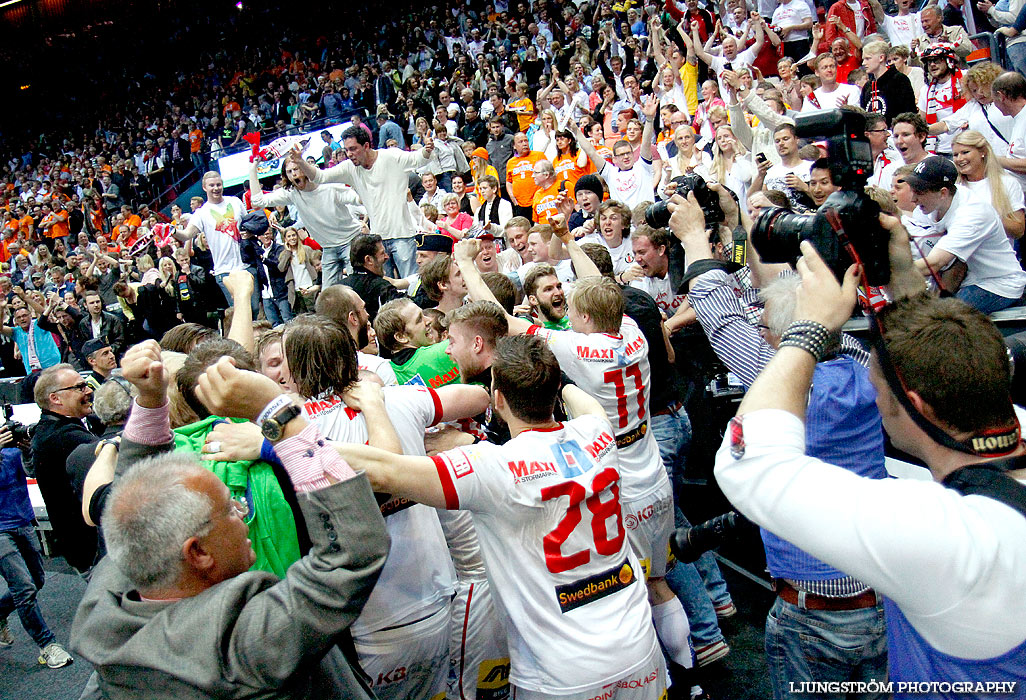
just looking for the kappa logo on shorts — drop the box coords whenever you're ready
[555,557,636,613]
[622,497,671,530]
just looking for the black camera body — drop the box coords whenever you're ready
[750,109,891,286]
[1,403,30,446]
[646,173,725,231]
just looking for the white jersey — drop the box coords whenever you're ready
[869,148,901,189]
[527,317,670,502]
[358,351,398,386]
[192,196,245,275]
[1009,107,1026,194]
[432,415,658,694]
[303,385,456,635]
[579,233,636,275]
[630,273,686,316]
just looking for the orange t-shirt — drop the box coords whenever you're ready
[125,214,142,230]
[17,215,33,237]
[506,151,546,207]
[553,152,595,194]
[189,128,204,153]
[532,181,570,225]
[42,210,70,239]
[509,97,535,132]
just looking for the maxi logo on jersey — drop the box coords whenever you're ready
[555,557,636,612]
[506,435,614,483]
[574,335,645,363]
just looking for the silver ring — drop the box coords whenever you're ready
[206,441,222,454]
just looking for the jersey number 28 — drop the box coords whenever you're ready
[540,468,625,574]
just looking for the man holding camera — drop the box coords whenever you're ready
[713,215,1026,691]
[669,190,890,699]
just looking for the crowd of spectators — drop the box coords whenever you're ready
[1,0,1025,696]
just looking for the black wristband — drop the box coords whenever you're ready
[779,320,839,362]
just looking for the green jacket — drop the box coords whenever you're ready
[174,416,301,578]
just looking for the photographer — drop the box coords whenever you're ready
[714,220,1026,691]
[668,189,891,698]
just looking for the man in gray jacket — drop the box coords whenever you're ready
[70,341,390,699]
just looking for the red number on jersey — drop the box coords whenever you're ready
[603,364,647,429]
[540,468,626,574]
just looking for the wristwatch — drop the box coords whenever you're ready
[260,404,302,442]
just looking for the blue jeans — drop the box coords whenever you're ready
[0,527,56,648]
[1008,41,1026,77]
[955,284,1020,314]
[765,597,888,700]
[215,271,260,316]
[651,409,729,647]
[383,237,418,278]
[262,296,294,326]
[320,243,351,289]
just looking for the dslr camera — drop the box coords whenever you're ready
[750,109,890,286]
[645,173,725,230]
[1,403,31,447]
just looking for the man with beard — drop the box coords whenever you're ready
[626,226,693,335]
[919,44,966,157]
[520,264,569,330]
[314,284,398,386]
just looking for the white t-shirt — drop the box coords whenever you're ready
[709,48,758,98]
[631,273,687,316]
[317,148,428,240]
[579,233,636,275]
[764,159,813,209]
[963,175,1026,220]
[304,385,456,635]
[527,317,670,502]
[600,159,655,211]
[1007,107,1026,194]
[772,0,813,42]
[431,415,659,693]
[357,350,398,386]
[943,102,1015,159]
[931,186,1026,298]
[882,12,923,48]
[869,148,902,189]
[192,197,245,275]
[800,84,862,112]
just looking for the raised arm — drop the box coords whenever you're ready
[640,97,658,162]
[567,118,608,173]
[550,197,602,279]
[222,269,255,354]
[454,238,533,335]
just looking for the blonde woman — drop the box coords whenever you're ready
[665,125,712,182]
[953,130,1025,241]
[437,193,475,239]
[277,227,321,313]
[710,125,755,212]
[138,254,159,285]
[530,109,560,161]
[469,146,499,207]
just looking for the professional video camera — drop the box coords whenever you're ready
[645,173,725,230]
[749,109,891,286]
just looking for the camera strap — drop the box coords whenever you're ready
[869,319,1022,460]
[942,462,1026,520]
[679,259,741,292]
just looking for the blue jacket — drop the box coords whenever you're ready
[0,448,33,531]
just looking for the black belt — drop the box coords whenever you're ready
[616,421,648,449]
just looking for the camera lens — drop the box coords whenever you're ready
[645,201,671,229]
[750,207,838,269]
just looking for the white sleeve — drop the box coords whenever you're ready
[315,162,354,187]
[714,409,1026,657]
[250,187,292,209]
[331,184,362,206]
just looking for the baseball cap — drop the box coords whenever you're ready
[905,156,957,192]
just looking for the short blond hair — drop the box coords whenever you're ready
[570,277,624,333]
